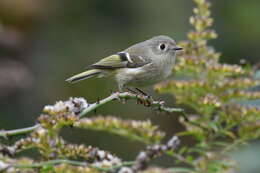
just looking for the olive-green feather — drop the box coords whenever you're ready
[91,54,127,69]
[91,53,151,69]
[66,69,102,83]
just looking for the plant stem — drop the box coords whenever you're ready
[0,92,188,138]
[13,159,87,168]
[0,124,40,138]
[79,92,186,118]
[78,92,120,118]
[11,159,134,172]
[94,161,134,172]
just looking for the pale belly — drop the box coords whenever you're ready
[115,64,172,87]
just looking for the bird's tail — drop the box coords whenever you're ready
[66,69,102,83]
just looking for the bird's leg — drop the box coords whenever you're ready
[117,85,136,103]
[126,87,151,99]
[118,84,125,93]
[126,87,139,95]
[135,88,149,97]
[133,88,153,107]
[135,88,152,100]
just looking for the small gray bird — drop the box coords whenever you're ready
[66,35,182,91]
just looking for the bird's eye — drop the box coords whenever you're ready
[159,44,166,50]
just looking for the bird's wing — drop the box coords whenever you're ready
[91,52,151,69]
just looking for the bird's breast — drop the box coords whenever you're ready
[115,62,173,87]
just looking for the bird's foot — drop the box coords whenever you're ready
[135,88,151,98]
[125,87,152,100]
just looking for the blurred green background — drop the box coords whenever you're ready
[0,0,260,166]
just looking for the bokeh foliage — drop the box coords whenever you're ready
[155,0,260,172]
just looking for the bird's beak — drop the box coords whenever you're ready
[172,46,183,51]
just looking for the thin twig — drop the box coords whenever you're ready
[171,153,195,167]
[0,92,191,138]
[10,159,134,172]
[0,124,40,139]
[13,159,87,168]
[132,136,180,171]
[95,161,134,172]
[79,92,187,118]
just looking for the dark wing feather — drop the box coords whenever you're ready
[91,52,151,69]
[126,55,151,68]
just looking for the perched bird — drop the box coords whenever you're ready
[66,35,182,91]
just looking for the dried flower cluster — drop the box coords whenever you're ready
[117,136,180,173]
[131,136,180,171]
[74,116,165,144]
[155,0,260,172]
[0,95,173,172]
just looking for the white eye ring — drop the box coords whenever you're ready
[159,43,166,51]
